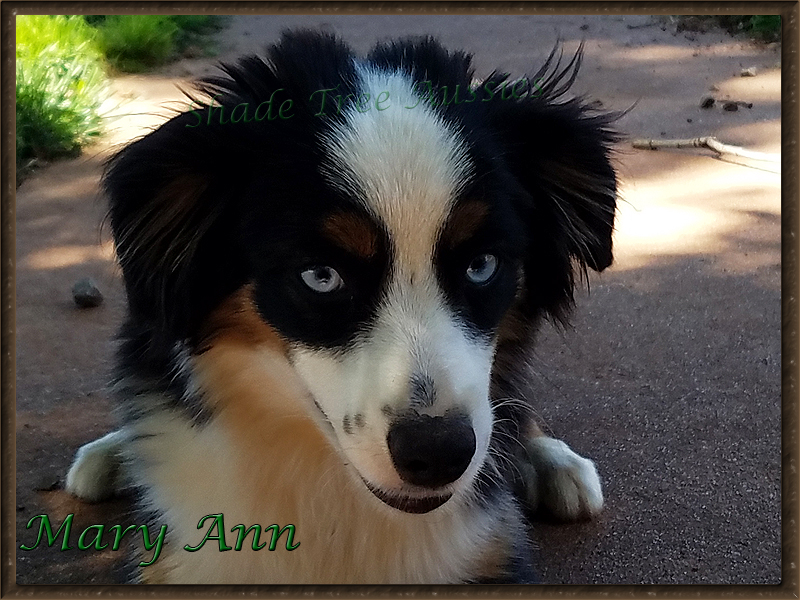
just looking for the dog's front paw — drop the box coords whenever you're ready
[521,437,603,521]
[65,430,125,502]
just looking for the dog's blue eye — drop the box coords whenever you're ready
[301,266,345,293]
[465,254,498,285]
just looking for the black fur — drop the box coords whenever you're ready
[106,31,615,354]
[100,30,618,583]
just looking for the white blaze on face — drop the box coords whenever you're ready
[322,64,473,275]
[292,65,493,494]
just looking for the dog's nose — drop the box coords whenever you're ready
[387,413,476,489]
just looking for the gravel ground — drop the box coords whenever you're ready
[14,13,783,587]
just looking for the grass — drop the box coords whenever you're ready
[170,15,225,49]
[88,15,224,72]
[742,15,781,41]
[674,15,781,42]
[94,15,179,72]
[15,14,225,180]
[713,15,781,41]
[16,15,109,171]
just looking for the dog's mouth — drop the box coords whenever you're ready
[364,482,452,514]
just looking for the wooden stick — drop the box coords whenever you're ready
[632,136,781,163]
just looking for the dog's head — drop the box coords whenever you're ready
[106,31,618,514]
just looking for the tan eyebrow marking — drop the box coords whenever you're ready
[440,200,490,249]
[322,212,379,258]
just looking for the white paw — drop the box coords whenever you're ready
[522,437,603,521]
[65,430,125,502]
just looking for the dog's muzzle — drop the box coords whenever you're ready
[365,483,453,514]
[367,413,475,514]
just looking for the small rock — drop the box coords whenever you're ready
[722,101,739,112]
[709,84,720,91]
[580,24,589,31]
[740,67,757,77]
[687,118,693,123]
[700,96,715,109]
[72,278,103,308]
[17,505,25,512]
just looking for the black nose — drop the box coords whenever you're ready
[387,413,476,489]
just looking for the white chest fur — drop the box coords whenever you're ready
[124,342,501,584]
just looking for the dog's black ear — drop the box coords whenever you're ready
[105,109,251,340]
[107,32,359,342]
[489,47,620,322]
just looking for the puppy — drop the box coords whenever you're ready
[66,30,617,584]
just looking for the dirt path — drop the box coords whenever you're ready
[15,14,781,585]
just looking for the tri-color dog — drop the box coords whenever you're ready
[66,30,618,583]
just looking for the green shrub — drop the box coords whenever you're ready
[714,15,781,41]
[82,15,107,26]
[16,15,108,166]
[96,15,179,72]
[169,15,221,34]
[84,15,225,72]
[671,15,781,42]
[170,15,224,50]
[748,15,781,41]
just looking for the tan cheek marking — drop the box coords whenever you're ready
[323,212,379,258]
[191,286,332,504]
[440,200,490,249]
[196,284,289,352]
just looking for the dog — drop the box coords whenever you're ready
[65,30,618,584]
